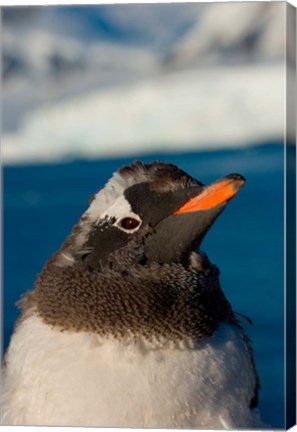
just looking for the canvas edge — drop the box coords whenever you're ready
[285,1,297,429]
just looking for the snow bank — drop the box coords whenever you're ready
[2,63,285,165]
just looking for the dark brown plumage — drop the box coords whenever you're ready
[20,239,234,344]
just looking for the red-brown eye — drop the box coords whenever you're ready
[119,217,140,231]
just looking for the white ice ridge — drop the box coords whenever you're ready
[2,63,285,165]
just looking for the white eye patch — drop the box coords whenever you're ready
[94,194,142,233]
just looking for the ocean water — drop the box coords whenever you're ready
[3,144,285,427]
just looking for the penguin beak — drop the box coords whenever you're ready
[144,174,245,265]
[173,174,245,216]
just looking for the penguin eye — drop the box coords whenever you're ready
[118,217,140,231]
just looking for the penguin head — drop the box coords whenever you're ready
[54,162,245,270]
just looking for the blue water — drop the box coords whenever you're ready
[3,144,284,427]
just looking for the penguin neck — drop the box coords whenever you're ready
[22,258,235,347]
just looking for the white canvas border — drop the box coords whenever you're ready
[0,0,296,8]
[1,1,296,432]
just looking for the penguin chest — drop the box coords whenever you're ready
[2,315,259,428]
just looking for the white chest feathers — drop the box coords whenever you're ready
[1,315,262,428]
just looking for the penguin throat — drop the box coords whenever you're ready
[21,258,235,345]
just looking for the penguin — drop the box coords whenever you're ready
[1,161,263,428]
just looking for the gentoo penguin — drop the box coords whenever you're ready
[1,161,263,428]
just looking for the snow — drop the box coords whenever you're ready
[2,64,285,165]
[2,2,293,165]
[168,3,289,67]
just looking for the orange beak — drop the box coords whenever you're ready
[174,174,245,215]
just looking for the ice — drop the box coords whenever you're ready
[2,64,285,165]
